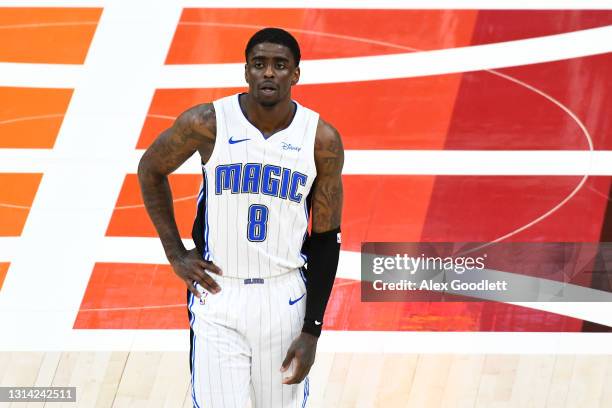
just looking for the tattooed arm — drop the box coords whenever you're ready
[281,118,344,385]
[311,118,344,232]
[137,103,222,296]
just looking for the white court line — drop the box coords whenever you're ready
[0,238,18,261]
[0,63,83,88]
[2,26,611,88]
[319,331,612,355]
[0,3,183,344]
[2,0,612,9]
[159,26,612,87]
[0,324,611,353]
[340,151,610,176]
[3,149,612,175]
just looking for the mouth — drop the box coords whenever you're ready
[259,83,277,95]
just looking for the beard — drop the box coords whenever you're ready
[258,98,279,107]
[252,85,287,108]
[255,92,283,108]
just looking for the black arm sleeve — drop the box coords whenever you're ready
[302,227,341,337]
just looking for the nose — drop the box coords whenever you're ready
[264,64,274,78]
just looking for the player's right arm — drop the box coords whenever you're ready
[138,103,222,297]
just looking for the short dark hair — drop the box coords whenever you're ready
[245,27,301,66]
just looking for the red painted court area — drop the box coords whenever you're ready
[75,263,587,332]
[72,9,612,331]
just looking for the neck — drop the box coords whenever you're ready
[241,93,295,137]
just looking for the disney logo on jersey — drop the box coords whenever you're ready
[281,142,301,152]
[215,163,309,204]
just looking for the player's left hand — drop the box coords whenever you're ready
[280,332,318,384]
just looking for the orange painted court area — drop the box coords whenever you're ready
[0,263,9,291]
[0,7,101,64]
[0,173,43,236]
[0,87,73,148]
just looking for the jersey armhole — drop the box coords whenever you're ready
[309,111,320,180]
[203,99,225,168]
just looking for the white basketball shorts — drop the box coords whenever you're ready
[188,268,310,408]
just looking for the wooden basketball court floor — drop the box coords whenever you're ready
[1,351,611,407]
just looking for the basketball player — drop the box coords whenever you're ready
[138,28,343,407]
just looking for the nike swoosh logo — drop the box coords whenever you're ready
[229,136,250,144]
[315,320,322,325]
[288,293,305,305]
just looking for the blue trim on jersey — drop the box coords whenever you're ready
[190,330,201,408]
[203,171,211,261]
[300,195,309,263]
[236,93,298,140]
[302,376,310,407]
[196,187,204,206]
[188,290,195,326]
[196,186,206,263]
[189,294,201,408]
[187,289,200,407]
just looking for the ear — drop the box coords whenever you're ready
[244,63,249,84]
[291,66,300,86]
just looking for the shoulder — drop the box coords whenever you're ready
[315,117,343,154]
[314,117,344,175]
[175,103,216,141]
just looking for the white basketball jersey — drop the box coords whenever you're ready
[193,93,319,279]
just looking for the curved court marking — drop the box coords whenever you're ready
[0,113,65,125]
[180,21,427,53]
[148,113,176,121]
[114,194,197,210]
[0,21,97,30]
[297,23,595,244]
[0,203,30,209]
[79,303,186,312]
[482,70,593,244]
[0,113,171,127]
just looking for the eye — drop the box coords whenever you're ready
[276,62,286,69]
[253,61,264,69]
